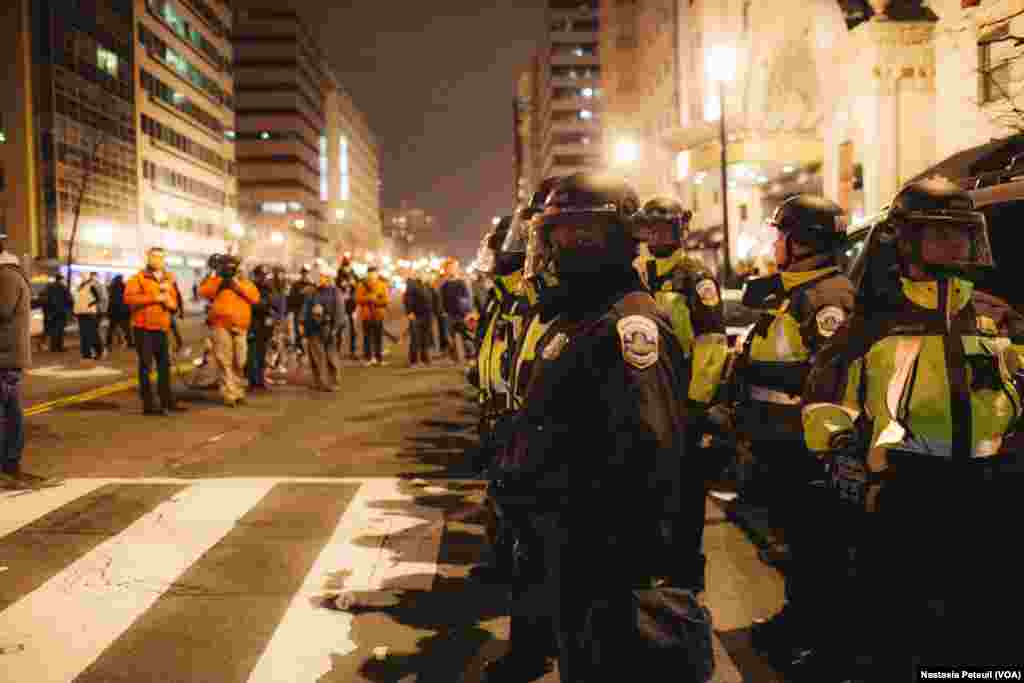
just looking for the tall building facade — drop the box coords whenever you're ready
[232,2,330,270]
[538,0,604,180]
[233,1,381,272]
[514,57,539,205]
[325,83,383,261]
[4,0,140,278]
[136,0,237,293]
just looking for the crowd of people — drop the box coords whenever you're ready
[0,239,480,491]
[466,172,1024,682]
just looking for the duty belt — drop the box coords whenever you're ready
[748,385,802,406]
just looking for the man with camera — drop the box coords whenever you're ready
[199,254,260,407]
[124,248,183,416]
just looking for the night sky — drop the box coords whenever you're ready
[301,1,547,263]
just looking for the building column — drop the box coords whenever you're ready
[0,0,41,263]
[847,20,936,215]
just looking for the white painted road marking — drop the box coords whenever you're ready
[0,479,109,540]
[246,477,444,683]
[0,481,274,683]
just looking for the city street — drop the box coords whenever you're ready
[2,335,787,683]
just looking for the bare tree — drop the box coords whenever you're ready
[64,129,107,281]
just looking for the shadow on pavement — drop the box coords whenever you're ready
[716,628,785,682]
[316,474,508,683]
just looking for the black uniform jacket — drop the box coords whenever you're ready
[498,272,691,544]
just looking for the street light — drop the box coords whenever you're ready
[492,216,501,226]
[613,138,640,166]
[706,44,737,286]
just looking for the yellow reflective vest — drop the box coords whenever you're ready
[638,249,728,406]
[804,277,1022,472]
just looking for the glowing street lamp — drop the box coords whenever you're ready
[492,216,501,226]
[705,43,737,286]
[614,138,640,166]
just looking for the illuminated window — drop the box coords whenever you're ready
[319,135,328,201]
[97,47,119,78]
[339,136,350,200]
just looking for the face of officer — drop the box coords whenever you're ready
[648,221,680,259]
[147,249,166,273]
[549,215,624,279]
[900,222,973,281]
[772,229,814,270]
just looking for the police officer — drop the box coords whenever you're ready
[636,197,729,593]
[803,179,1023,674]
[479,183,563,683]
[723,195,855,671]
[496,172,708,681]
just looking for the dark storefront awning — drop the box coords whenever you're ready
[909,134,1024,189]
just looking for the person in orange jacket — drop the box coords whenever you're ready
[198,254,260,406]
[355,265,389,366]
[124,247,183,416]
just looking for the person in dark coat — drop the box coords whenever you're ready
[402,270,433,367]
[105,275,134,350]
[43,274,73,352]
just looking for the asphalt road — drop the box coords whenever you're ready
[2,337,789,682]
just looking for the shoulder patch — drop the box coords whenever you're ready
[616,315,659,369]
[816,305,846,338]
[695,278,720,307]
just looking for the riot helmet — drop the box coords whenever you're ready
[766,194,846,269]
[888,178,993,282]
[531,172,640,280]
[641,196,692,258]
[475,232,498,276]
[521,176,565,222]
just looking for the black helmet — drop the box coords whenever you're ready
[521,176,565,221]
[528,172,640,279]
[767,194,845,252]
[641,196,692,242]
[887,178,993,281]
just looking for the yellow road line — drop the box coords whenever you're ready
[25,362,197,418]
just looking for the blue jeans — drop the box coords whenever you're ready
[248,334,268,387]
[0,370,25,473]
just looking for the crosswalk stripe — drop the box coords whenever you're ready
[75,482,364,683]
[0,480,275,683]
[246,477,444,682]
[0,484,188,615]
[0,480,109,539]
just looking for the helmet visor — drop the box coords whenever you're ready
[501,214,529,255]
[908,212,994,274]
[475,234,497,275]
[523,218,550,281]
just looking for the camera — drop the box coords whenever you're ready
[209,253,239,279]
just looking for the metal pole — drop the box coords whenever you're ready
[719,81,732,286]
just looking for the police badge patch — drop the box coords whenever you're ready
[816,305,846,338]
[542,332,570,360]
[616,316,659,369]
[695,279,720,306]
